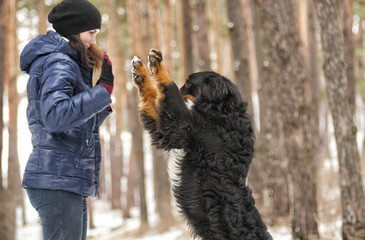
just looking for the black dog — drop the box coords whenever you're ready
[131,49,272,240]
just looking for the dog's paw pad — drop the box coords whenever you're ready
[131,56,143,71]
[148,49,163,75]
[131,56,146,87]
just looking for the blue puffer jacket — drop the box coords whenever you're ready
[20,30,112,197]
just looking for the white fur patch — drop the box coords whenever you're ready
[185,98,195,110]
[168,148,186,186]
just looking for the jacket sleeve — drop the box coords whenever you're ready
[40,55,112,133]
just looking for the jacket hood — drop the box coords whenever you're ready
[20,30,78,73]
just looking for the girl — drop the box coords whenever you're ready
[20,0,114,239]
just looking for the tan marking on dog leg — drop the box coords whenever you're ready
[147,49,174,104]
[131,56,158,120]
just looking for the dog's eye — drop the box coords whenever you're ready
[185,82,191,88]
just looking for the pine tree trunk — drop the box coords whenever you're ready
[307,0,320,149]
[0,0,4,190]
[162,0,174,76]
[5,0,19,236]
[104,0,126,211]
[0,189,16,240]
[5,0,20,195]
[182,0,193,75]
[87,198,95,229]
[314,1,365,239]
[226,0,254,121]
[258,1,319,239]
[342,0,355,116]
[256,0,290,223]
[37,0,47,34]
[125,146,135,219]
[178,0,194,77]
[152,148,175,232]
[150,0,161,50]
[209,0,222,74]
[195,0,211,71]
[1,1,17,238]
[127,0,149,230]
[242,0,267,211]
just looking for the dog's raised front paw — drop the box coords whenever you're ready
[131,56,149,90]
[148,49,163,76]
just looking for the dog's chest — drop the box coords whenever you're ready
[168,148,186,186]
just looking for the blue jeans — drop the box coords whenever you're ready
[26,188,88,240]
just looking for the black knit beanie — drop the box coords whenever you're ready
[48,0,101,37]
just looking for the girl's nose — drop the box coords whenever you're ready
[90,37,96,46]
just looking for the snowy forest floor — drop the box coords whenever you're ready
[17,198,293,240]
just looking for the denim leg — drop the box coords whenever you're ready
[82,197,88,240]
[26,188,87,240]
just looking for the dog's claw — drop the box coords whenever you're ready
[131,56,145,85]
[148,49,163,76]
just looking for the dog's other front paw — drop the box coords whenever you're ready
[147,49,173,87]
[131,56,149,91]
[148,49,163,76]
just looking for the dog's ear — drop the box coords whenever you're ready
[202,74,234,102]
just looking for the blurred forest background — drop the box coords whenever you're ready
[1,0,365,239]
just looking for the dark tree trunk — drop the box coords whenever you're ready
[195,0,211,71]
[0,0,4,190]
[104,0,126,211]
[226,0,254,118]
[152,148,175,232]
[244,0,266,212]
[256,0,290,222]
[87,198,95,229]
[0,189,16,240]
[258,1,319,239]
[342,0,355,116]
[314,1,365,239]
[181,0,193,75]
[127,0,149,230]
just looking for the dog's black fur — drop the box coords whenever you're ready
[131,49,272,240]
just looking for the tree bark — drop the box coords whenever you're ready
[195,0,211,71]
[182,0,193,75]
[127,0,149,231]
[0,189,16,240]
[0,0,4,190]
[244,0,266,213]
[152,148,175,232]
[255,0,290,223]
[314,1,365,239]
[104,0,126,211]
[342,0,355,116]
[209,0,222,73]
[162,0,174,75]
[37,0,47,34]
[87,198,95,229]
[259,1,320,239]
[178,0,194,78]
[1,1,18,238]
[6,0,21,204]
[226,0,254,120]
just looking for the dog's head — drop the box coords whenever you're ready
[180,71,242,104]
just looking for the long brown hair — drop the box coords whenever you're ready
[67,35,102,70]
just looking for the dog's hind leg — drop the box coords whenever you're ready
[131,56,158,120]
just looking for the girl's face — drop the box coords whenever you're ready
[79,29,100,48]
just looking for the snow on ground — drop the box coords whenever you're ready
[17,198,293,240]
